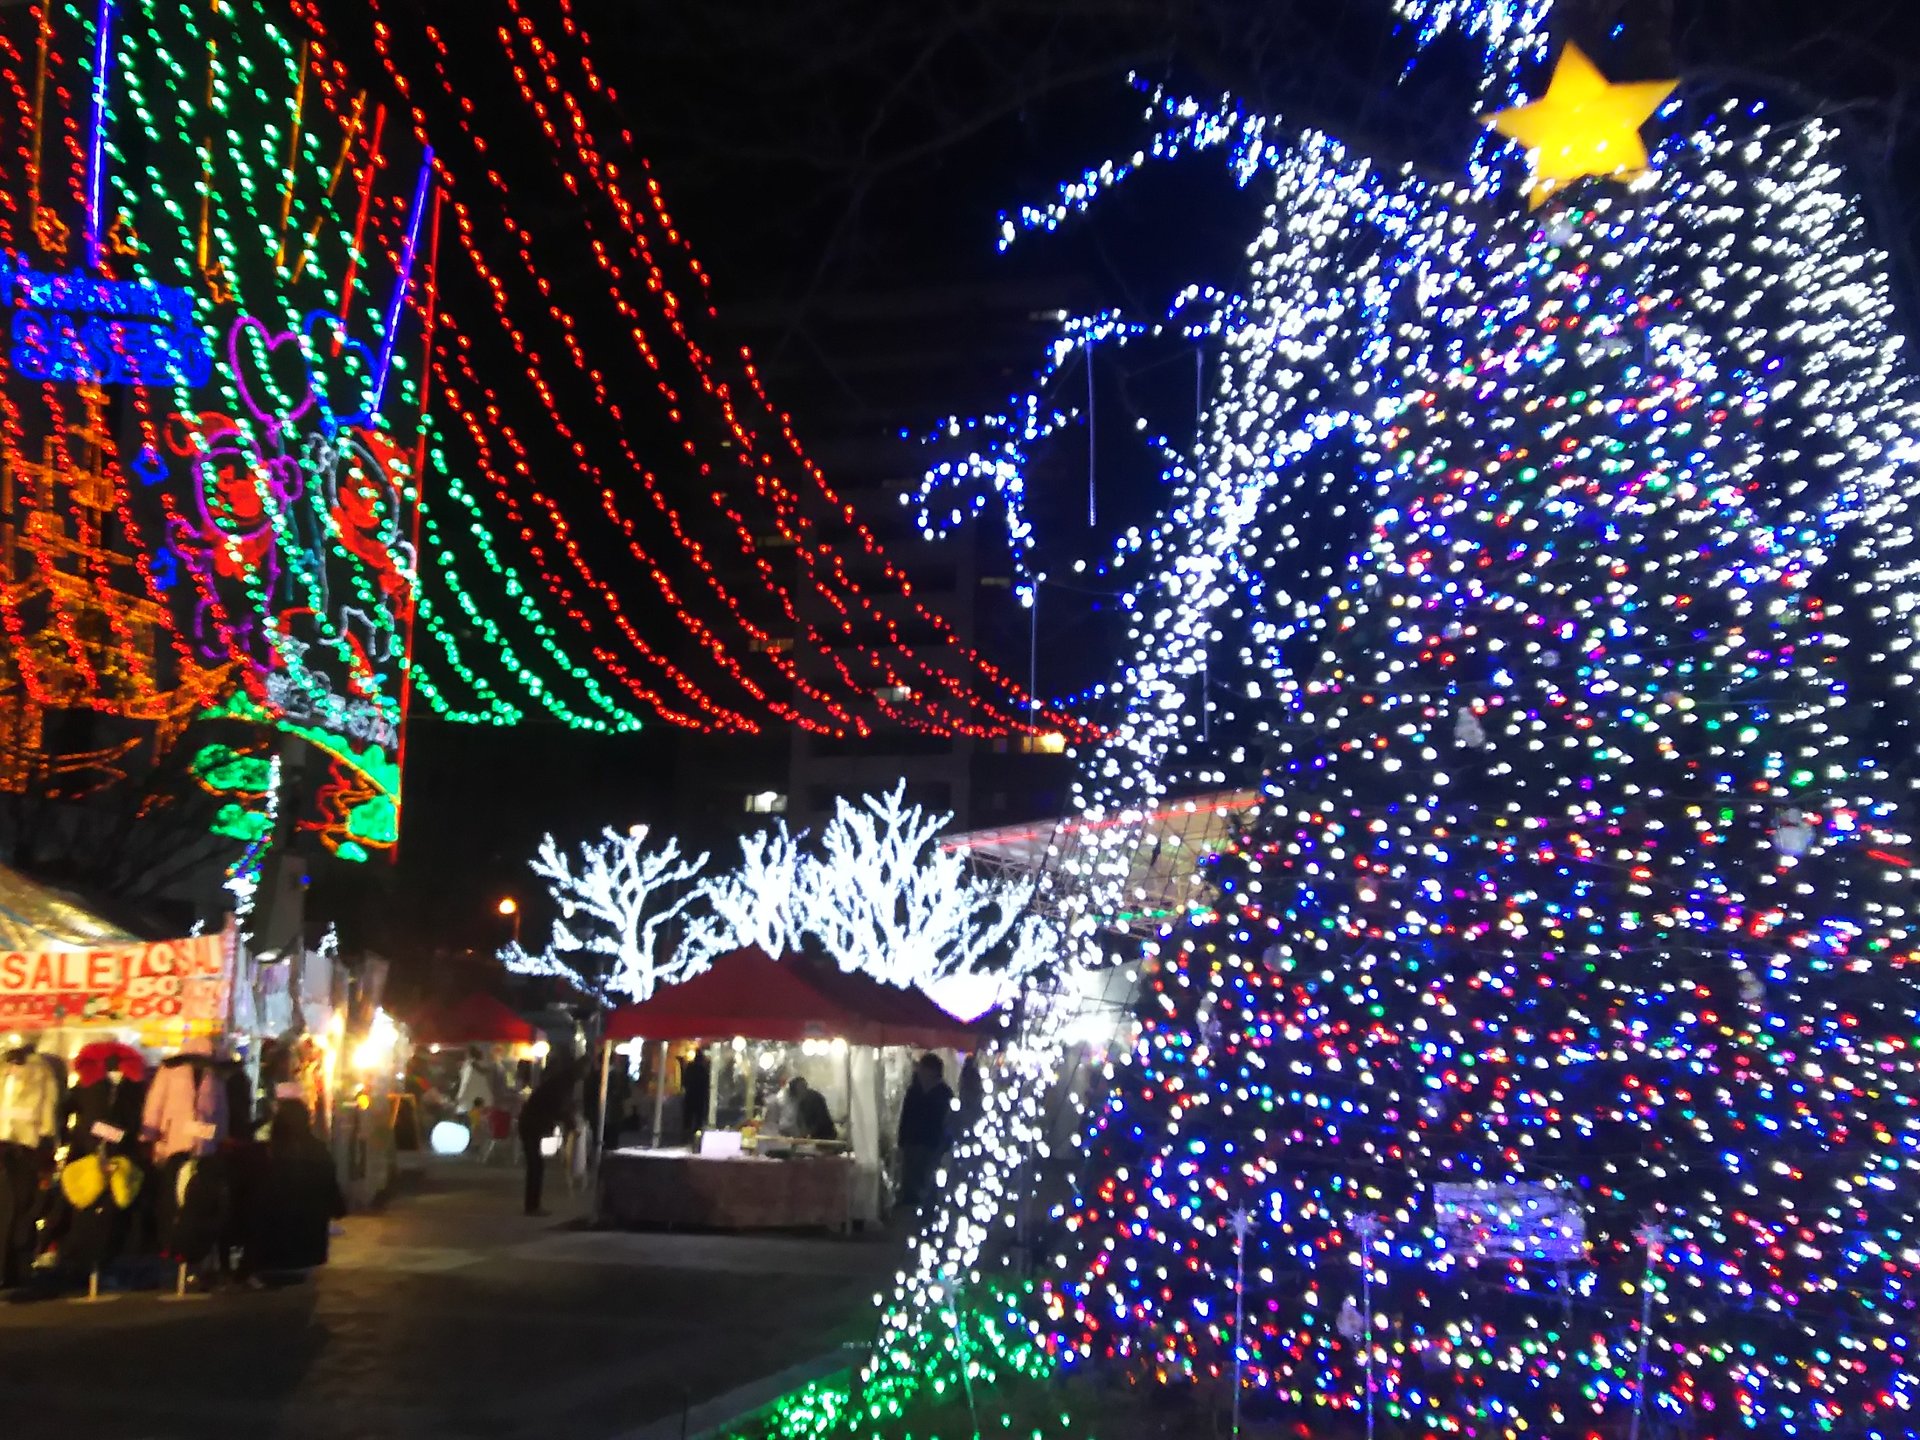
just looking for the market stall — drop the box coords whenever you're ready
[408,993,546,1158]
[597,947,977,1232]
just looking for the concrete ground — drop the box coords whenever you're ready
[0,1159,896,1439]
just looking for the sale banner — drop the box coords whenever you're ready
[0,936,229,1031]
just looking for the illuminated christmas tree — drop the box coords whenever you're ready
[1040,29,1920,1440]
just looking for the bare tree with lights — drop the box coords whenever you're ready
[795,782,1033,988]
[695,822,807,959]
[501,825,711,1002]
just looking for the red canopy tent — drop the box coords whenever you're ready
[800,965,982,1051]
[412,993,537,1047]
[604,947,976,1050]
[607,947,875,1044]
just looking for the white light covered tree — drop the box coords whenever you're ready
[796,783,1033,987]
[500,825,711,1002]
[695,823,805,959]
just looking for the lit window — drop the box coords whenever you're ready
[874,684,912,704]
[751,635,794,654]
[1015,732,1068,755]
[743,791,788,814]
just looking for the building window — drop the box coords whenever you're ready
[873,684,912,704]
[1013,732,1068,755]
[743,791,788,814]
[751,635,794,654]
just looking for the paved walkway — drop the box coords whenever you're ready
[0,1159,894,1439]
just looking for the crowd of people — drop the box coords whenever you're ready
[418,1041,978,1222]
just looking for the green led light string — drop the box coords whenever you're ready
[316,0,1085,740]
[106,1,381,718]
[500,0,1088,739]
[108,0,645,736]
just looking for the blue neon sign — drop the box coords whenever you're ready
[1,253,211,388]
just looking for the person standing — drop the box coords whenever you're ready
[896,1053,955,1211]
[244,1099,348,1283]
[679,1047,711,1145]
[517,1061,576,1217]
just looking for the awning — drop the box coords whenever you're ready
[0,865,137,951]
[605,947,977,1050]
[412,993,537,1046]
[942,788,1259,934]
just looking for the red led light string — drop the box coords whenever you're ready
[294,26,746,732]
[483,1,1085,736]
[349,7,972,736]
[299,0,1090,737]
[373,5,1034,737]
[501,0,1075,732]
[296,16,880,736]
[23,3,49,249]
[423,184,878,732]
[431,343,760,733]
[0,23,94,705]
[738,360,1090,734]
[336,100,387,326]
[13,28,103,697]
[0,22,28,253]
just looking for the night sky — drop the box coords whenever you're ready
[306,0,1920,980]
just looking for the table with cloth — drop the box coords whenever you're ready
[598,1147,854,1232]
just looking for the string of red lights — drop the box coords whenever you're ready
[295,0,1086,740]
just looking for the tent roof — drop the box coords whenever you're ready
[942,788,1259,935]
[413,993,537,1046]
[0,865,138,951]
[605,947,977,1049]
[800,965,980,1051]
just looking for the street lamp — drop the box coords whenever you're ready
[497,896,520,945]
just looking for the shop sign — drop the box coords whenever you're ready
[0,252,212,388]
[0,935,228,1029]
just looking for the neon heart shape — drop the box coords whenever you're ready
[227,316,315,440]
[300,310,378,433]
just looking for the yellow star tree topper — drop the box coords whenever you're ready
[1483,43,1678,208]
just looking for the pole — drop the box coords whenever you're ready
[592,1035,612,1219]
[650,1040,669,1148]
[1629,1225,1668,1440]
[1085,344,1097,527]
[1230,1207,1250,1439]
[1027,588,1038,718]
[1356,1214,1380,1440]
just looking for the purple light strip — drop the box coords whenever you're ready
[87,0,117,269]
[370,146,434,417]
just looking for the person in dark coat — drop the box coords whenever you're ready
[896,1053,955,1211]
[517,1061,577,1217]
[679,1047,711,1145]
[784,1077,836,1142]
[245,1099,346,1280]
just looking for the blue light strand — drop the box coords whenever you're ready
[87,0,117,270]
[371,145,433,417]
